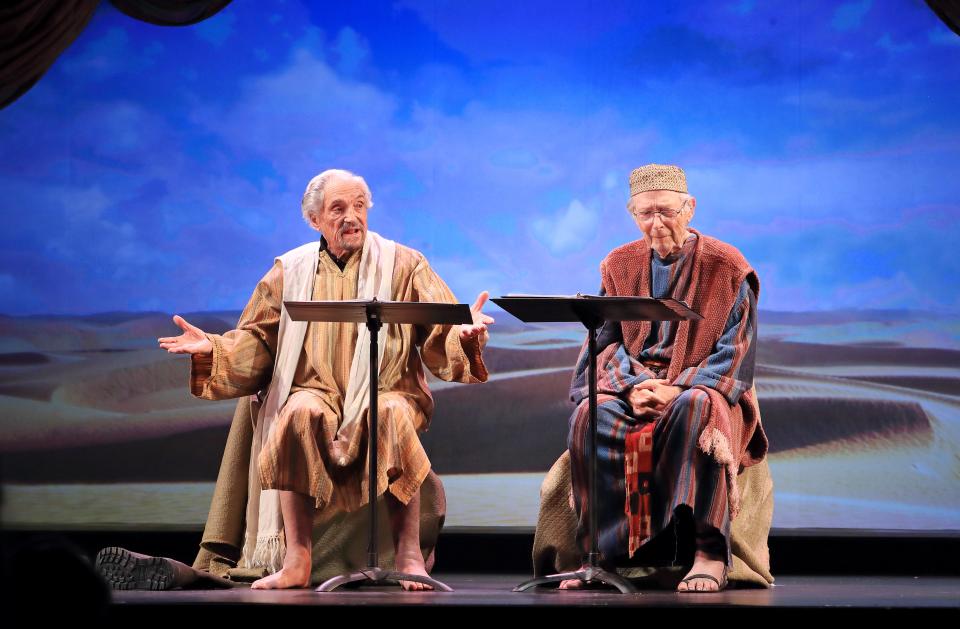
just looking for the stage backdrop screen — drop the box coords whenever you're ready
[1,1,958,532]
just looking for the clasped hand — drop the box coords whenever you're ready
[626,378,683,419]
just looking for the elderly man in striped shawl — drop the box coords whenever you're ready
[158,169,492,590]
[558,164,769,592]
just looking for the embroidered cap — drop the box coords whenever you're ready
[629,164,687,196]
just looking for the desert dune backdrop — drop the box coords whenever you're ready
[2,309,957,531]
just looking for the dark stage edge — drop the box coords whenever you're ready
[6,529,960,575]
[101,575,959,618]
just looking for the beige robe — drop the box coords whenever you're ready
[190,241,488,514]
[192,396,449,582]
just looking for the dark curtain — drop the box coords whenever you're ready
[926,0,960,36]
[109,0,232,27]
[0,0,232,109]
[0,0,100,109]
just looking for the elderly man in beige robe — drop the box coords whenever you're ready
[159,168,493,590]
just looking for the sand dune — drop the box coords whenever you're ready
[837,375,960,396]
[1,328,955,469]
[759,339,960,368]
[2,310,959,530]
[473,345,579,373]
[425,368,574,474]
[0,312,237,353]
[4,362,947,479]
[52,353,193,412]
[0,348,234,452]
[0,352,50,366]
[762,397,932,454]
[2,425,231,484]
[0,393,235,453]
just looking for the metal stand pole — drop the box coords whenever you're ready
[317,304,453,592]
[513,322,636,593]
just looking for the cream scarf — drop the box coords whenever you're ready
[240,231,396,572]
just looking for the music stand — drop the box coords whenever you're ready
[285,297,472,593]
[492,295,702,593]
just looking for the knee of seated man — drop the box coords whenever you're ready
[378,393,422,432]
[669,387,712,416]
[570,397,629,431]
[283,398,323,432]
[655,388,714,442]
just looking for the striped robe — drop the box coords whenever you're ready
[568,233,758,565]
[190,240,488,514]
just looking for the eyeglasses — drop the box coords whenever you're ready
[632,199,688,222]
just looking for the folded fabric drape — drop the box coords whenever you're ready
[925,0,960,36]
[109,0,232,26]
[0,0,232,109]
[0,0,99,108]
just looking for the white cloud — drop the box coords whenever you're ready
[531,199,598,255]
[332,27,369,75]
[194,46,398,196]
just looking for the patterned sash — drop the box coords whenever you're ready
[625,421,655,556]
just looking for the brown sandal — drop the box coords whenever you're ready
[678,570,728,592]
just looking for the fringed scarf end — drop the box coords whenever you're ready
[247,534,286,574]
[698,426,742,521]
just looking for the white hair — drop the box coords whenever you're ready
[300,168,374,225]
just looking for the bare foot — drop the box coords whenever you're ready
[677,550,727,592]
[558,564,589,589]
[250,566,311,590]
[387,489,435,591]
[251,549,311,590]
[396,551,434,591]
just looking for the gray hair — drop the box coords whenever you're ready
[300,168,374,225]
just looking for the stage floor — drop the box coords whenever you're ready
[111,574,960,610]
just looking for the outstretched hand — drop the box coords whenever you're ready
[627,378,683,419]
[158,315,213,355]
[459,291,495,344]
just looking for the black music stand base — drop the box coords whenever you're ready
[513,563,637,593]
[317,567,453,592]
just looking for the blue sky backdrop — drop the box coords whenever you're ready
[1,0,958,316]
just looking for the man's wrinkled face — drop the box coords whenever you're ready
[308,177,369,256]
[629,189,695,251]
